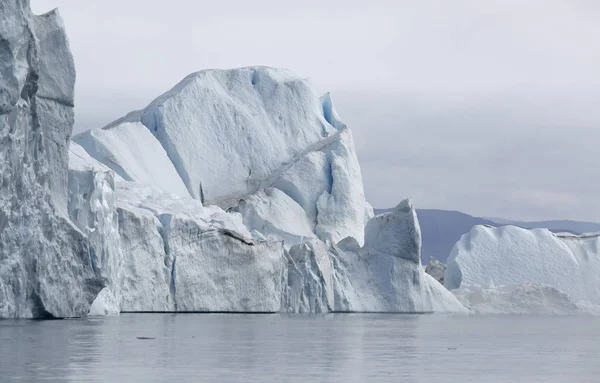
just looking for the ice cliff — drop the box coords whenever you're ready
[445,225,600,314]
[0,1,102,318]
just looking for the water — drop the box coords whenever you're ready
[1,314,599,382]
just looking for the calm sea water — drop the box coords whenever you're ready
[1,314,599,382]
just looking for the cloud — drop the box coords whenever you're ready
[31,0,600,221]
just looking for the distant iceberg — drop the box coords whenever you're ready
[445,225,600,314]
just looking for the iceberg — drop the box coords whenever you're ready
[445,225,600,313]
[69,70,465,314]
[0,1,102,318]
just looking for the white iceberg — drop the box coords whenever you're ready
[69,69,465,315]
[446,225,600,313]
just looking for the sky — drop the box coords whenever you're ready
[32,0,600,222]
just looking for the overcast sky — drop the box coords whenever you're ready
[32,0,600,221]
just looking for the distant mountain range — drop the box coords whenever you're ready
[373,208,600,264]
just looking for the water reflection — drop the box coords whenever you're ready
[1,314,599,382]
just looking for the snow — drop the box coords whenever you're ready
[0,2,102,318]
[88,288,121,316]
[446,225,600,312]
[314,128,370,245]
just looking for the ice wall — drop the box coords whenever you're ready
[0,1,101,318]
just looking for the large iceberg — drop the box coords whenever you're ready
[0,1,102,318]
[69,67,464,315]
[445,225,600,313]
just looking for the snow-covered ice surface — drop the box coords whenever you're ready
[120,181,287,312]
[162,214,284,312]
[446,225,600,314]
[0,2,102,318]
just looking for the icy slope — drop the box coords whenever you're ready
[445,225,600,310]
[73,121,190,197]
[0,1,102,318]
[75,68,370,245]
